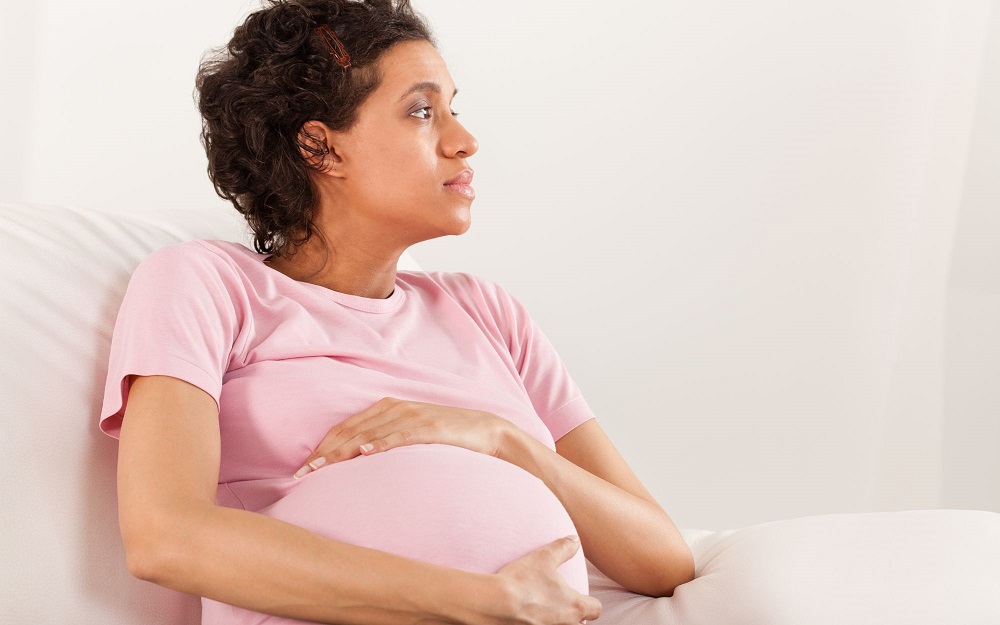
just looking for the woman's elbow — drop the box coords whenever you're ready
[123,520,180,583]
[125,541,160,582]
[657,547,696,597]
[121,506,198,584]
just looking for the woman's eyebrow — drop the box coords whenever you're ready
[397,81,459,101]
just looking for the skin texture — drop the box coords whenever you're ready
[264,38,479,299]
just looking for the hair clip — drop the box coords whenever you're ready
[314,24,351,70]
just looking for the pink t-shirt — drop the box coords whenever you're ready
[99,239,597,624]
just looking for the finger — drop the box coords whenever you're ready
[341,396,397,430]
[553,535,581,563]
[308,398,395,460]
[321,397,396,451]
[294,428,375,478]
[357,424,421,456]
[293,431,368,478]
[294,400,399,477]
[319,413,410,463]
[585,597,603,621]
[295,414,417,479]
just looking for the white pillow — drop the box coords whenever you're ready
[589,510,1000,624]
[0,201,415,623]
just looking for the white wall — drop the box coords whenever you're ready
[942,1,1000,514]
[0,0,38,199]
[2,0,997,531]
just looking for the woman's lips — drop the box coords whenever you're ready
[445,169,473,185]
[444,168,475,199]
[444,183,476,199]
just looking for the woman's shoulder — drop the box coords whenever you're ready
[128,239,252,299]
[136,238,256,274]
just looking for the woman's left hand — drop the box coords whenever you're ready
[293,397,512,478]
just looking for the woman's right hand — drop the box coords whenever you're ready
[491,536,602,625]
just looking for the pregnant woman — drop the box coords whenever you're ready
[99,1,694,623]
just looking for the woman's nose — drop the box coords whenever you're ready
[446,119,478,158]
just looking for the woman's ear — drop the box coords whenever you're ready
[295,120,340,172]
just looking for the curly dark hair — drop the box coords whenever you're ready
[194,0,436,258]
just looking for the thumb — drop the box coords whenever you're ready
[555,535,581,561]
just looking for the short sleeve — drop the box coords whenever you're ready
[476,276,597,442]
[98,242,247,439]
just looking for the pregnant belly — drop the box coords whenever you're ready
[204,444,588,625]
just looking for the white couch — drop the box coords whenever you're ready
[2,200,998,624]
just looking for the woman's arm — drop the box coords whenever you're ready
[499,420,694,597]
[118,375,503,625]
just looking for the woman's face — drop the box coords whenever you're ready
[310,38,479,242]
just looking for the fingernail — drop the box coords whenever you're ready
[360,443,374,452]
[293,464,311,479]
[308,457,327,470]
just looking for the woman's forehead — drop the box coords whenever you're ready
[377,40,454,98]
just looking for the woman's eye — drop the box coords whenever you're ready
[411,106,460,120]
